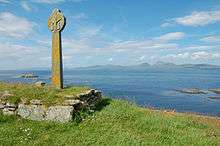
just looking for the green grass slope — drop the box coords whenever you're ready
[0,82,89,106]
[0,99,220,145]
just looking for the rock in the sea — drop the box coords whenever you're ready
[45,106,74,122]
[20,73,38,79]
[209,89,220,94]
[34,81,46,87]
[208,96,220,100]
[175,88,207,94]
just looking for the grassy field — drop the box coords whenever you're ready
[0,82,89,106]
[0,98,220,145]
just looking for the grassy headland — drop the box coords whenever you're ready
[0,98,220,145]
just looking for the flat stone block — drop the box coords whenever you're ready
[18,104,45,121]
[45,106,74,122]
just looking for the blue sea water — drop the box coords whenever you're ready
[0,67,220,116]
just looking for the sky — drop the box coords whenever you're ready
[0,0,220,69]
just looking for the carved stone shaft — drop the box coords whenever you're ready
[52,32,63,89]
[48,9,66,89]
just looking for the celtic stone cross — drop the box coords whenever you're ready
[48,9,66,89]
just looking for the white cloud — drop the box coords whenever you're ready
[139,55,146,61]
[155,32,185,41]
[175,10,220,27]
[32,0,65,3]
[162,10,220,27]
[0,42,50,69]
[0,0,10,3]
[191,51,220,60]
[104,32,184,52]
[21,1,31,11]
[200,35,220,43]
[77,25,103,37]
[162,51,220,61]
[160,22,174,28]
[0,12,35,38]
[32,0,84,4]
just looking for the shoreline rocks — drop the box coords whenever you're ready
[175,88,207,94]
[208,96,220,100]
[20,73,38,79]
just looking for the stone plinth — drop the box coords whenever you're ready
[0,89,102,123]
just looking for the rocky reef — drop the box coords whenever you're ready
[175,88,207,94]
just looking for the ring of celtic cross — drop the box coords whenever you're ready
[48,9,66,33]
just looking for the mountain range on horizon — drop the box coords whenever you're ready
[10,61,220,71]
[71,61,220,70]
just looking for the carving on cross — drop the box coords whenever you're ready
[48,9,66,33]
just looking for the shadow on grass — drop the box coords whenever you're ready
[93,98,112,111]
[73,98,112,123]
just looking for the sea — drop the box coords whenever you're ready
[0,66,220,116]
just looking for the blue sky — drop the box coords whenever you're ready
[0,0,220,69]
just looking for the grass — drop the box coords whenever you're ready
[0,82,90,106]
[0,98,220,145]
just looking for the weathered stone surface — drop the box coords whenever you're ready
[17,104,31,118]
[0,104,4,109]
[45,106,74,122]
[3,108,16,115]
[17,104,45,121]
[34,81,46,87]
[7,107,16,111]
[5,102,17,108]
[48,9,66,89]
[30,99,43,105]
[64,99,81,106]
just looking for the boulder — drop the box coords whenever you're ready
[34,81,46,87]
